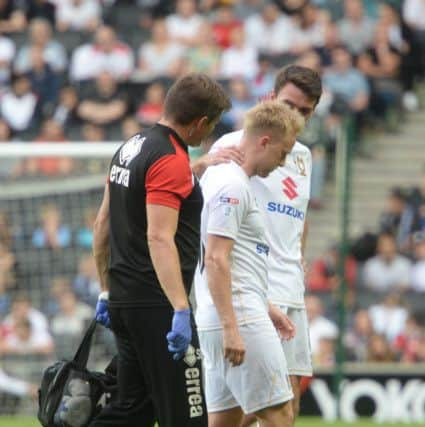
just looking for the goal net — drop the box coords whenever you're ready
[0,142,119,415]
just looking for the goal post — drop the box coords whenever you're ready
[0,142,122,415]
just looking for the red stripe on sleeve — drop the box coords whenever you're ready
[145,152,193,210]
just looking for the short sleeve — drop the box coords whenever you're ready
[206,181,249,240]
[146,154,193,210]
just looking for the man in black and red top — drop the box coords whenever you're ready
[90,73,231,427]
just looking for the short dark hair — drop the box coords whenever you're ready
[274,65,322,105]
[390,187,407,201]
[164,73,231,125]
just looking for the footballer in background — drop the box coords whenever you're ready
[203,65,322,426]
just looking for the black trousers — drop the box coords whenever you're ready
[90,306,208,427]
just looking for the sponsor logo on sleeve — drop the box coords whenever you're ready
[219,196,240,205]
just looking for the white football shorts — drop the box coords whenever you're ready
[198,320,293,414]
[279,306,313,377]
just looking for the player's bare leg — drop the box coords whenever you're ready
[241,398,294,427]
[254,401,293,427]
[290,375,301,419]
[209,406,244,427]
[240,412,256,427]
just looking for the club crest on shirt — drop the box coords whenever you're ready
[295,156,307,176]
[119,134,145,167]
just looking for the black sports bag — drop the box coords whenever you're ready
[38,320,117,427]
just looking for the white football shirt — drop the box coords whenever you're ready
[194,162,270,331]
[211,131,312,308]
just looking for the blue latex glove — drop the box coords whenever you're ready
[95,291,111,328]
[166,309,192,361]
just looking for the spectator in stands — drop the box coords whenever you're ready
[25,119,73,177]
[338,0,375,55]
[14,18,67,74]
[26,46,61,116]
[76,207,96,249]
[307,244,357,292]
[77,71,128,127]
[296,48,323,72]
[314,337,335,367]
[323,45,370,122]
[73,255,100,307]
[24,0,56,27]
[416,202,425,235]
[31,204,72,249]
[0,120,21,179]
[70,25,134,81]
[81,122,105,143]
[50,288,92,359]
[121,115,142,140]
[357,21,403,118]
[363,232,412,292]
[221,77,256,130]
[80,123,108,171]
[305,294,338,359]
[366,333,396,362]
[136,81,165,126]
[44,276,70,317]
[379,187,418,250]
[219,26,258,79]
[0,317,54,357]
[183,23,221,77]
[410,231,425,292]
[0,35,15,89]
[344,309,374,362]
[0,74,38,135]
[380,2,419,112]
[250,54,275,100]
[244,2,293,55]
[403,0,425,79]
[0,367,37,400]
[413,335,425,363]
[137,18,185,79]
[211,3,241,49]
[314,22,341,68]
[410,171,425,231]
[1,293,49,339]
[273,0,309,16]
[369,293,408,342]
[234,0,265,20]
[56,0,101,33]
[135,0,171,22]
[52,86,80,129]
[0,211,11,248]
[166,0,204,47]
[290,3,327,56]
[0,0,26,34]
[394,312,424,362]
[0,241,15,315]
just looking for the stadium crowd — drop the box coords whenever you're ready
[306,171,425,365]
[0,0,424,203]
[0,0,425,412]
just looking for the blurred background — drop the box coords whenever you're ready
[0,0,424,425]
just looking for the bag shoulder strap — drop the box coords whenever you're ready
[73,319,97,368]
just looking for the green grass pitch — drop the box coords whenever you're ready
[0,417,424,427]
